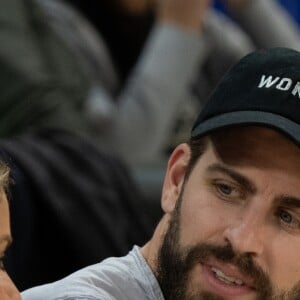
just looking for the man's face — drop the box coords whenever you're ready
[156,127,300,300]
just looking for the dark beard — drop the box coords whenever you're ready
[156,192,300,300]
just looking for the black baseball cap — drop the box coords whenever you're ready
[191,47,300,146]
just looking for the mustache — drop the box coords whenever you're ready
[183,243,272,296]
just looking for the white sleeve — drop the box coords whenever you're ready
[88,24,209,165]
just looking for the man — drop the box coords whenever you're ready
[21,47,300,299]
[0,164,21,299]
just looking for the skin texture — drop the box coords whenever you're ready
[141,126,300,299]
[0,191,20,300]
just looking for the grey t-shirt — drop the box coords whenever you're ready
[21,246,164,300]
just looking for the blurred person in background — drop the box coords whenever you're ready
[0,0,211,166]
[0,0,298,168]
[33,0,300,163]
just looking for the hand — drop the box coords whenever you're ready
[156,0,213,32]
[0,271,21,300]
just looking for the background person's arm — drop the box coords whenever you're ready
[223,0,300,50]
[88,0,213,165]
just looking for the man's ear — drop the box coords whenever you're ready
[161,143,190,214]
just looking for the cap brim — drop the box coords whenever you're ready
[191,111,300,146]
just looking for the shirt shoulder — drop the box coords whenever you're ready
[21,246,164,300]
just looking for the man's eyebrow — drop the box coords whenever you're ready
[277,196,300,209]
[206,163,257,194]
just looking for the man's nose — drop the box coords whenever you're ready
[223,212,265,257]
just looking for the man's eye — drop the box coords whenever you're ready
[217,184,234,196]
[277,209,300,232]
[211,180,243,201]
[279,210,293,224]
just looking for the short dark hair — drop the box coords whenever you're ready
[185,136,209,179]
[185,127,237,179]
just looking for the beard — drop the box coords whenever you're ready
[156,191,300,300]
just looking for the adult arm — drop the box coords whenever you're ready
[86,0,213,165]
[103,24,209,164]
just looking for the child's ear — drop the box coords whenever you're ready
[161,143,190,213]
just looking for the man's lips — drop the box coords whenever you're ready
[205,258,255,289]
[200,258,256,298]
